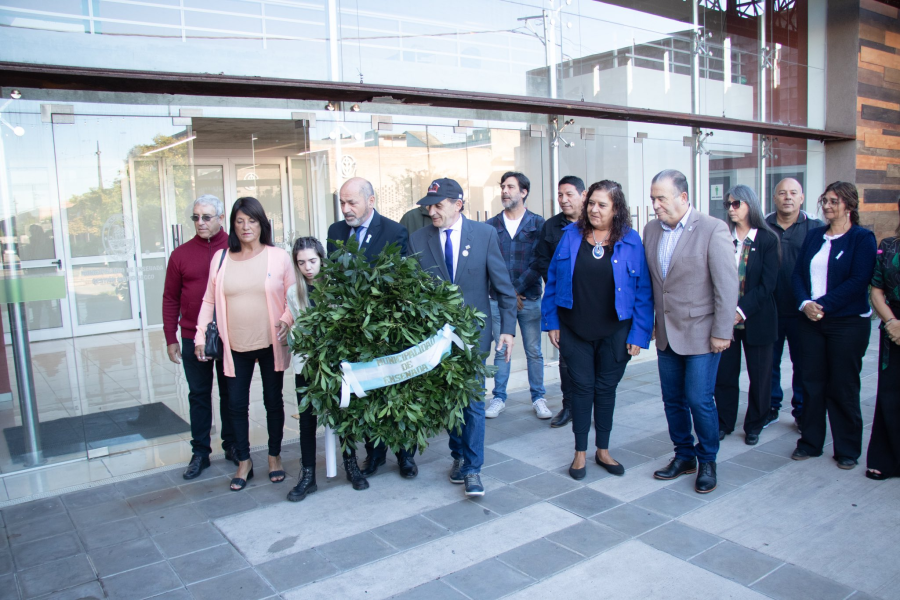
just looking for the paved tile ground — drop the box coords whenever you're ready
[0,324,896,599]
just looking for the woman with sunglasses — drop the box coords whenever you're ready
[195,197,296,491]
[713,186,780,445]
[286,236,327,501]
[790,182,877,469]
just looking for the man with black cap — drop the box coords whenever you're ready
[408,178,517,497]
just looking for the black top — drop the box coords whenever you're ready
[327,210,409,262]
[765,211,823,316]
[532,212,574,282]
[736,228,779,346]
[559,239,624,341]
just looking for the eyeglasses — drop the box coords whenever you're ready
[722,200,742,210]
[819,198,842,207]
[191,215,215,222]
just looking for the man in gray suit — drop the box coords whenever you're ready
[408,178,517,497]
[643,169,738,494]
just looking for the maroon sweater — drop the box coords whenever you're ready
[162,229,229,346]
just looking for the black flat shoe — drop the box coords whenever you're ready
[568,459,586,481]
[182,455,210,480]
[361,450,387,477]
[653,457,697,480]
[230,468,254,491]
[718,430,727,441]
[397,451,418,479]
[866,469,889,481]
[791,448,813,461]
[595,453,625,476]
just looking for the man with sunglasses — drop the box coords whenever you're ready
[765,178,822,431]
[163,195,236,479]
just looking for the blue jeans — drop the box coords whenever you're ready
[771,316,804,418]
[448,397,485,476]
[657,346,721,463]
[490,298,545,402]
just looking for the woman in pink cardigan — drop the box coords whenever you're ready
[195,197,296,491]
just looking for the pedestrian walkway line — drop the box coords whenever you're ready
[214,462,463,565]
[281,501,583,600]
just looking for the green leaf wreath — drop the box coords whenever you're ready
[290,239,496,453]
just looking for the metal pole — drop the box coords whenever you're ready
[691,1,701,208]
[758,10,768,209]
[544,10,560,214]
[8,302,41,465]
[171,223,183,249]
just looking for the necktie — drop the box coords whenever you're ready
[444,230,454,283]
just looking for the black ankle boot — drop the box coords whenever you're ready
[287,467,317,502]
[550,399,572,428]
[343,456,370,491]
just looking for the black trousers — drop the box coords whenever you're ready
[227,345,285,462]
[714,329,774,435]
[182,338,235,458]
[796,316,870,460]
[866,335,900,477]
[295,374,317,469]
[559,321,631,452]
[559,353,572,405]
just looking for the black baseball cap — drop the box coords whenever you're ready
[417,178,464,206]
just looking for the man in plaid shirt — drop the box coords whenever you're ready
[485,172,550,420]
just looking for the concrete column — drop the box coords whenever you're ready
[823,0,859,184]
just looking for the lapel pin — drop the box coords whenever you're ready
[366,234,371,244]
[462,244,470,256]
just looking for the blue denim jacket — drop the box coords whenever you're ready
[541,224,654,348]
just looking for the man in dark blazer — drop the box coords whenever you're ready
[408,178,517,497]
[326,177,413,482]
[327,177,408,260]
[643,169,738,494]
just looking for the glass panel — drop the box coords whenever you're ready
[172,164,226,233]
[0,268,64,333]
[140,257,166,326]
[133,160,165,253]
[235,163,284,243]
[72,262,133,325]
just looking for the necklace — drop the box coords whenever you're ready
[590,229,609,259]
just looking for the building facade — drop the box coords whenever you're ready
[0,0,895,495]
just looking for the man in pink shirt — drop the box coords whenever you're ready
[162,195,236,479]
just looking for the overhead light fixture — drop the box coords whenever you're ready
[13,126,24,137]
[325,102,336,111]
[10,90,21,99]
[351,104,361,112]
[142,135,197,156]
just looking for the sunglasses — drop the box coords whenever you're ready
[722,200,742,210]
[191,215,216,222]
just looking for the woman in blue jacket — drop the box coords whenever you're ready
[790,181,877,469]
[541,180,653,480]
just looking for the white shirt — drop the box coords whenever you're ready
[732,228,757,321]
[351,210,375,244]
[503,213,523,240]
[441,215,464,281]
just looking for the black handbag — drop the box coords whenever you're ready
[203,250,228,360]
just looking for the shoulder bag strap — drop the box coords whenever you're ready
[211,249,227,325]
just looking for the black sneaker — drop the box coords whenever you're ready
[464,473,484,497]
[449,458,464,484]
[763,410,779,429]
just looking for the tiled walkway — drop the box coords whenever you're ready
[0,324,896,600]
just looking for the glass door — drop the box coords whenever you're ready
[128,157,168,329]
[233,160,289,245]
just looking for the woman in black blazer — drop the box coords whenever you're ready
[715,185,780,445]
[790,182,877,469]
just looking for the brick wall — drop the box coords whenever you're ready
[857,0,900,240]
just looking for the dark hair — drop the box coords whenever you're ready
[652,169,690,199]
[725,185,781,259]
[291,236,326,311]
[558,175,585,194]
[819,181,860,226]
[500,171,530,201]
[228,196,273,252]
[578,180,632,246]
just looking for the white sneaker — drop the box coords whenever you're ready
[485,398,505,418]
[533,398,552,419]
